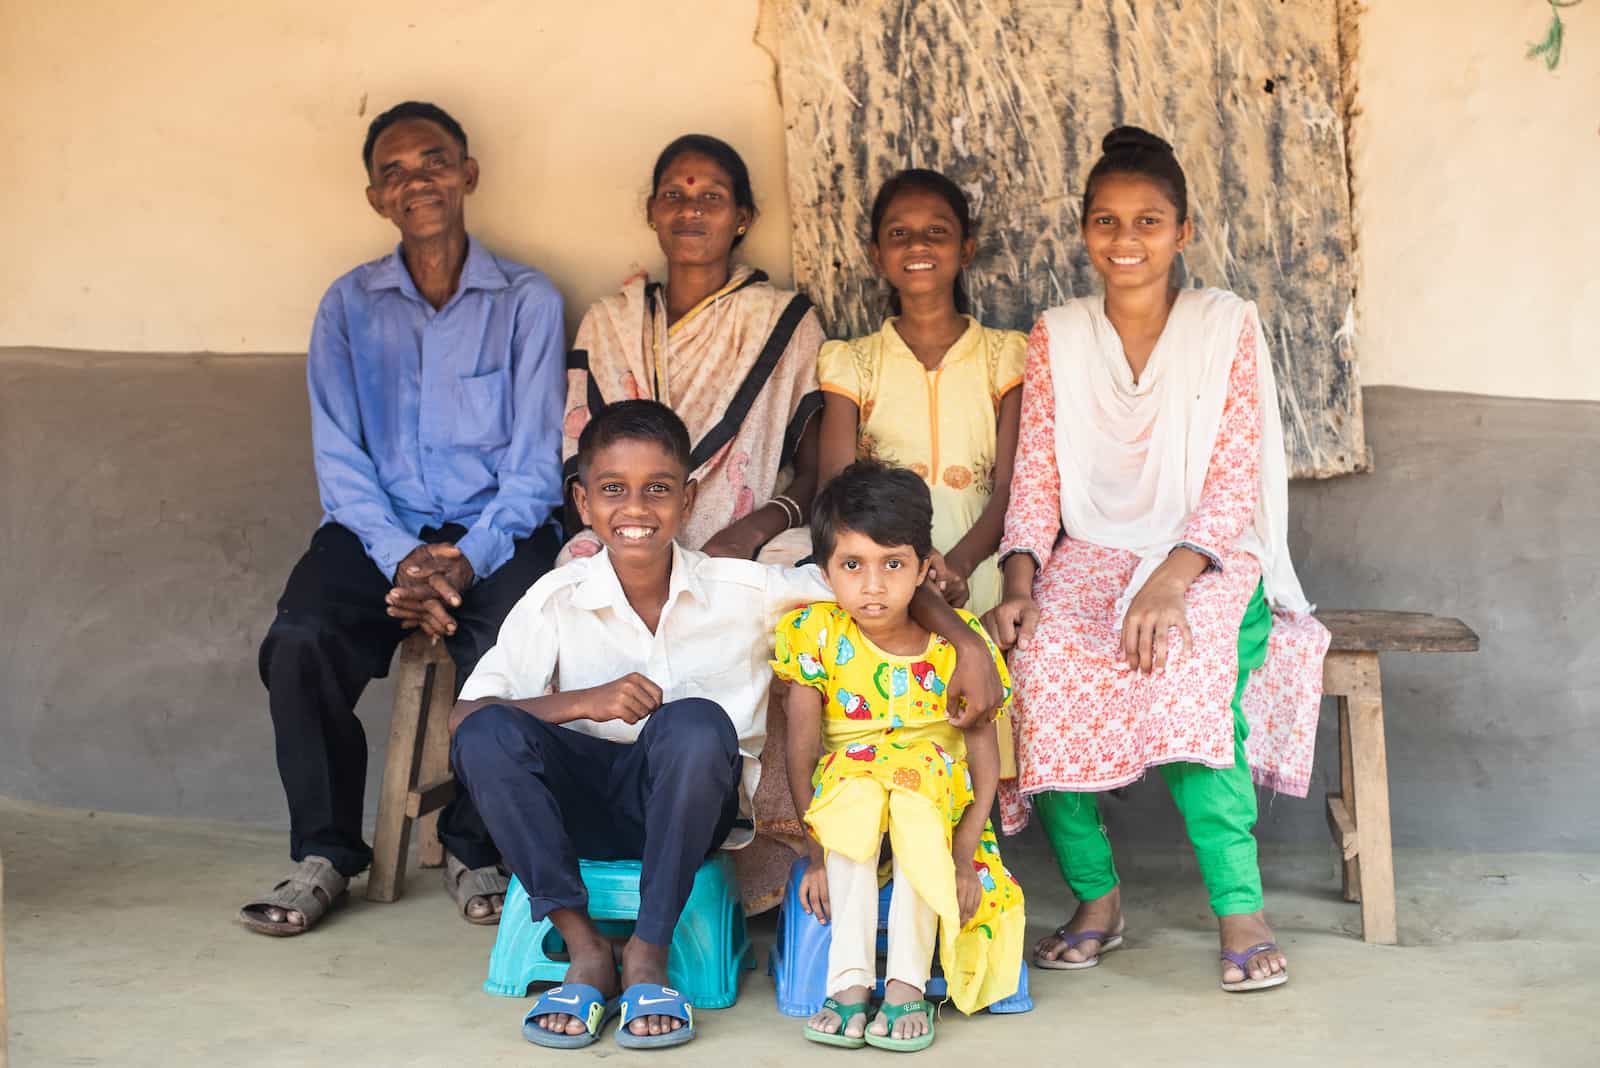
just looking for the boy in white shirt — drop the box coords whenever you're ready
[449,400,1003,1051]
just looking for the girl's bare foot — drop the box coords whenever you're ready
[1034,885,1122,965]
[1218,909,1288,986]
[868,979,929,1041]
[807,984,871,1039]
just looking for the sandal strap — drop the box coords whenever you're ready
[875,999,934,1025]
[249,856,346,920]
[1050,923,1123,949]
[527,983,613,1036]
[444,854,509,913]
[1054,927,1112,948]
[1221,941,1280,968]
[453,864,510,899]
[619,983,693,1028]
[820,996,872,1020]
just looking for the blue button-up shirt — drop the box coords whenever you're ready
[307,237,565,582]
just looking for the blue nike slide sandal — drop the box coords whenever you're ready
[615,982,696,1050]
[522,983,619,1049]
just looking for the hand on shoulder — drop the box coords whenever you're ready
[982,594,1038,653]
[944,623,1005,729]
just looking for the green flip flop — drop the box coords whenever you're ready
[863,999,936,1053]
[803,997,872,1048]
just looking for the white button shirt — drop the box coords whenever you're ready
[459,541,833,823]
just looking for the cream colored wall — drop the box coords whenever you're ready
[1350,1,1600,401]
[0,0,793,351]
[2,1,1596,402]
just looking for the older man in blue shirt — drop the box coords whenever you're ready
[241,102,565,936]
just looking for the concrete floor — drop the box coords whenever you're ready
[3,799,1597,1067]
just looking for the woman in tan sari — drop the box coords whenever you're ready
[561,134,825,913]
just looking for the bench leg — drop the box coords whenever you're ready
[369,647,430,903]
[1346,653,1397,945]
[1337,696,1361,902]
[416,657,456,870]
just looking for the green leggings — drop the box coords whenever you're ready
[1035,582,1271,917]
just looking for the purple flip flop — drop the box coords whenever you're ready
[1220,941,1289,992]
[1034,924,1126,971]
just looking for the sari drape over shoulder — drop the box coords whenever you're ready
[562,266,824,550]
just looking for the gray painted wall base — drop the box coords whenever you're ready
[1,350,1594,852]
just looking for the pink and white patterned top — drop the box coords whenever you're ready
[996,313,1329,833]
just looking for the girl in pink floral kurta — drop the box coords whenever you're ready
[985,127,1329,993]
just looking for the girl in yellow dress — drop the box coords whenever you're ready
[773,461,1024,1052]
[817,169,1026,618]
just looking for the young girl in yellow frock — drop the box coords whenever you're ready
[816,169,1025,618]
[772,461,1024,1053]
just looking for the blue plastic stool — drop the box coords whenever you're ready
[484,854,752,1009]
[768,855,1033,1016]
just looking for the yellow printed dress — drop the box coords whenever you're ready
[818,318,1025,616]
[770,603,1024,1013]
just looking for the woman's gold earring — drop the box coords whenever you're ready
[737,226,747,234]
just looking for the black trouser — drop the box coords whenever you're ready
[259,521,560,878]
[451,700,742,945]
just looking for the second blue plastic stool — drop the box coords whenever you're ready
[768,855,1033,1016]
[484,854,752,1009]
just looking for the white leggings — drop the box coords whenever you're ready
[824,848,938,994]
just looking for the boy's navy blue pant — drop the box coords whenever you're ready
[451,698,742,945]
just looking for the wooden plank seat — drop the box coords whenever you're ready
[1313,610,1479,944]
[367,634,457,903]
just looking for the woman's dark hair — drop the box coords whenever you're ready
[575,399,693,482]
[650,134,757,247]
[1082,125,1189,223]
[811,460,934,565]
[869,168,973,316]
[362,101,468,173]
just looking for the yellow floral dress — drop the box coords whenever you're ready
[770,603,1024,1014]
[818,318,1025,616]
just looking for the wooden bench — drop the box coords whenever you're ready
[367,634,458,903]
[1314,610,1479,945]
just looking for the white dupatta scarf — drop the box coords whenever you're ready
[1042,287,1312,619]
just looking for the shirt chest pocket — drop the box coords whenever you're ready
[674,658,751,706]
[453,368,511,449]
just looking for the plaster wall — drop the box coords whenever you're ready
[1348,1,1600,400]
[0,0,794,349]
